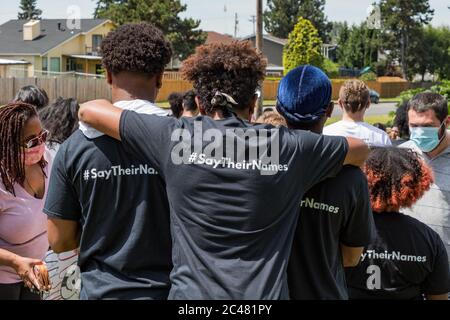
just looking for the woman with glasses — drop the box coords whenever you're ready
[0,101,52,300]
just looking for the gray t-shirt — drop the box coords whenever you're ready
[288,166,376,300]
[119,112,348,299]
[44,130,172,300]
[400,140,450,266]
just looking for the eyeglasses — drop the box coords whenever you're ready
[22,130,49,149]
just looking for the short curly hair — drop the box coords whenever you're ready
[256,111,287,127]
[101,22,172,76]
[339,79,370,113]
[364,147,434,213]
[181,41,267,115]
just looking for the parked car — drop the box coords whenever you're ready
[369,89,380,104]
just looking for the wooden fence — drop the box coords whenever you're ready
[0,77,411,106]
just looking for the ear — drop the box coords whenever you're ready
[326,102,335,118]
[445,115,450,128]
[195,96,206,115]
[337,99,344,110]
[156,72,164,89]
[248,94,258,121]
[106,70,113,85]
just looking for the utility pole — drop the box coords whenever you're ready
[234,13,239,38]
[249,15,256,35]
[255,0,264,117]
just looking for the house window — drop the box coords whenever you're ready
[66,58,77,72]
[50,57,61,72]
[42,57,48,71]
[95,64,103,75]
[92,35,103,54]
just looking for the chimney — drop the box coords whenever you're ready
[23,20,41,41]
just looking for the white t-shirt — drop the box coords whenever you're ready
[323,120,392,147]
[79,99,168,139]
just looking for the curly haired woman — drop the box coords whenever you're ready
[346,147,450,300]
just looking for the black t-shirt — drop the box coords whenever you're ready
[119,111,348,299]
[288,166,376,300]
[346,212,450,300]
[43,130,172,300]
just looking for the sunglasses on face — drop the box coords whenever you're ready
[22,130,49,149]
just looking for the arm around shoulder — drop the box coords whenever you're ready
[344,137,370,167]
[79,99,123,141]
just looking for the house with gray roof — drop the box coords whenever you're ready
[0,19,115,77]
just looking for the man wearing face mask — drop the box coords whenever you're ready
[400,92,450,266]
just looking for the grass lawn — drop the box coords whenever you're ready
[326,114,395,126]
[380,98,401,103]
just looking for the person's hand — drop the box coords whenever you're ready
[12,256,45,291]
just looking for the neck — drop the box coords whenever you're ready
[426,131,450,159]
[182,110,197,118]
[290,123,323,134]
[342,111,365,122]
[234,109,251,122]
[24,162,41,177]
[111,74,158,104]
[208,108,249,121]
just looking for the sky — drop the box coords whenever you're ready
[0,0,449,37]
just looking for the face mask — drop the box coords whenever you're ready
[409,122,446,153]
[23,143,45,166]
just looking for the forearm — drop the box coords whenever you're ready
[341,244,363,267]
[425,293,448,300]
[47,219,81,254]
[343,137,370,167]
[78,99,122,140]
[50,238,79,254]
[0,248,20,269]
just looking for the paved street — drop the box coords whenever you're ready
[331,102,397,117]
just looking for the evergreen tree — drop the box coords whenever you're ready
[17,0,42,20]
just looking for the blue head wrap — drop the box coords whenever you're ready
[276,65,332,125]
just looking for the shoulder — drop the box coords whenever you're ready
[325,166,367,193]
[323,121,344,134]
[359,122,387,136]
[399,140,423,154]
[122,110,178,127]
[397,212,441,239]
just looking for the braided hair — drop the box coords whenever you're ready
[364,147,434,213]
[0,101,47,196]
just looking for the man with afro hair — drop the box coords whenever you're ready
[44,23,173,300]
[79,41,370,299]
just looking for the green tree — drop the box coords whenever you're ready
[410,26,450,81]
[283,17,323,73]
[336,23,380,69]
[17,0,42,20]
[264,0,332,42]
[94,0,206,60]
[380,0,434,79]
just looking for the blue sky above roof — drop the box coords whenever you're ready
[0,0,448,38]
